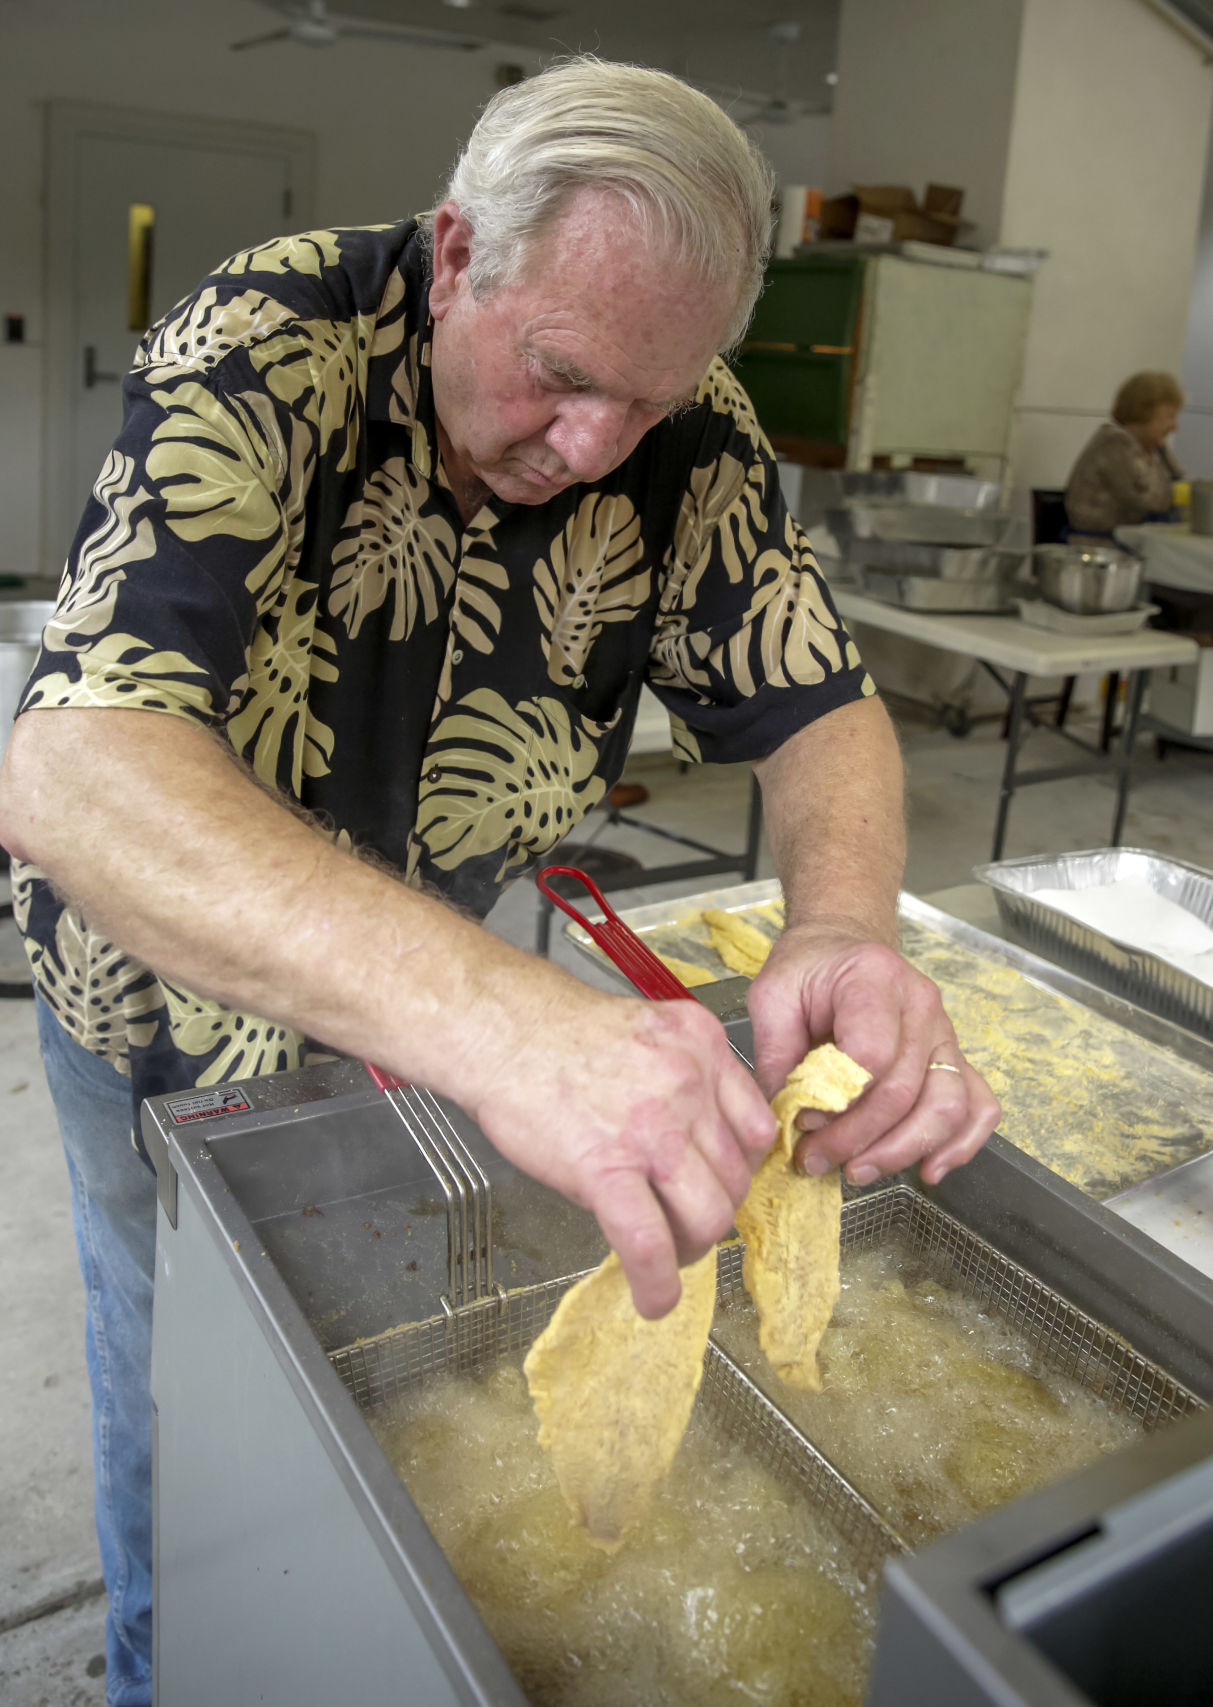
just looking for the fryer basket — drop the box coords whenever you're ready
[330,1186,1202,1586]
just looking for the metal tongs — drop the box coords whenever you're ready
[534,864,698,1001]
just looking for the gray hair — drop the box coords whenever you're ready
[429,56,775,351]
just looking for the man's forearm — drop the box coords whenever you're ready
[0,707,570,1103]
[752,696,905,947]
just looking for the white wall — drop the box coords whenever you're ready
[1000,0,1213,491]
[0,0,543,576]
[749,112,834,199]
[1176,111,1213,479]
[828,0,1026,249]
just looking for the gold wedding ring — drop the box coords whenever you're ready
[927,1060,963,1075]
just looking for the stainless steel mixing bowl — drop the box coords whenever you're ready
[1032,545,1143,614]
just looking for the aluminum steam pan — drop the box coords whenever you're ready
[829,503,1010,547]
[974,847,1213,1037]
[836,470,1003,511]
[856,566,1017,611]
[850,538,1026,580]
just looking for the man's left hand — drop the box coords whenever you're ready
[746,923,1000,1186]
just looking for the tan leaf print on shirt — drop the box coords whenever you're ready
[329,456,457,640]
[217,230,348,278]
[226,575,338,789]
[21,630,214,717]
[415,688,607,880]
[39,452,158,652]
[533,493,650,685]
[29,906,130,1058]
[248,316,373,468]
[137,287,295,384]
[160,979,304,1084]
[454,547,510,655]
[663,451,756,612]
[147,382,289,600]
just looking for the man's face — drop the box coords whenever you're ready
[428,190,736,509]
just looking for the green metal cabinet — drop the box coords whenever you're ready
[731,255,866,453]
[731,250,1034,478]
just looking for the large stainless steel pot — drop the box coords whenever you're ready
[0,601,52,761]
[1033,545,1142,614]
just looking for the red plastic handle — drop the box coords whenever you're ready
[535,865,697,1002]
[364,1060,404,1093]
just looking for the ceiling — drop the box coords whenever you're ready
[289,0,843,115]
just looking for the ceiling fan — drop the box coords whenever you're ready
[230,0,484,53]
[706,20,829,126]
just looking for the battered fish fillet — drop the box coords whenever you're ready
[703,908,774,979]
[736,1043,871,1390]
[655,953,717,989]
[523,1246,717,1548]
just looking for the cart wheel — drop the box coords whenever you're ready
[943,705,972,739]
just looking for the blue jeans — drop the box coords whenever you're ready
[36,998,154,1707]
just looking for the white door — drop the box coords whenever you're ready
[44,104,315,574]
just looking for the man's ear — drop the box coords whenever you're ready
[429,201,474,320]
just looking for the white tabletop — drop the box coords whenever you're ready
[1116,523,1213,596]
[834,590,1198,677]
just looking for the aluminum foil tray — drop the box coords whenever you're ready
[330,1186,1200,1580]
[975,847,1213,1037]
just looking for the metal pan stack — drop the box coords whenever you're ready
[825,471,1030,611]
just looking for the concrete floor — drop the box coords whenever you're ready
[2,697,1211,1703]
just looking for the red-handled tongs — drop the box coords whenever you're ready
[534,864,698,1001]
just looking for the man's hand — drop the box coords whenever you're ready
[464,987,775,1321]
[746,923,1000,1188]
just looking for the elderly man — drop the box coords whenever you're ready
[0,57,997,1706]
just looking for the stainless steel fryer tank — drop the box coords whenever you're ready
[143,1009,1213,1707]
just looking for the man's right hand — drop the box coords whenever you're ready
[464,987,775,1320]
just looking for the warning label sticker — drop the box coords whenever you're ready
[165,1087,253,1125]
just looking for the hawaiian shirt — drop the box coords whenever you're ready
[14,220,873,1140]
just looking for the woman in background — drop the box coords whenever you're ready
[1065,371,1184,541]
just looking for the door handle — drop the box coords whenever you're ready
[83,345,121,388]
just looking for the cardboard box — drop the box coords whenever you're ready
[851,183,969,247]
[819,193,859,239]
[1149,638,1213,737]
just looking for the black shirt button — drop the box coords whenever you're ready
[426,766,442,784]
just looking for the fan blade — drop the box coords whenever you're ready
[338,18,485,48]
[229,27,293,49]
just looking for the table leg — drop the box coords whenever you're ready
[1110,670,1149,847]
[992,671,1029,860]
[743,773,763,881]
[536,892,553,957]
[1100,671,1121,753]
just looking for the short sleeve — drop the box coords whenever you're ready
[21,360,303,730]
[15,256,364,754]
[646,371,874,764]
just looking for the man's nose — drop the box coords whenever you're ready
[547,397,630,481]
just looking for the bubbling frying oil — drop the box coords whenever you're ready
[713,1245,1143,1546]
[371,1362,876,1707]
[369,1244,1142,1703]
